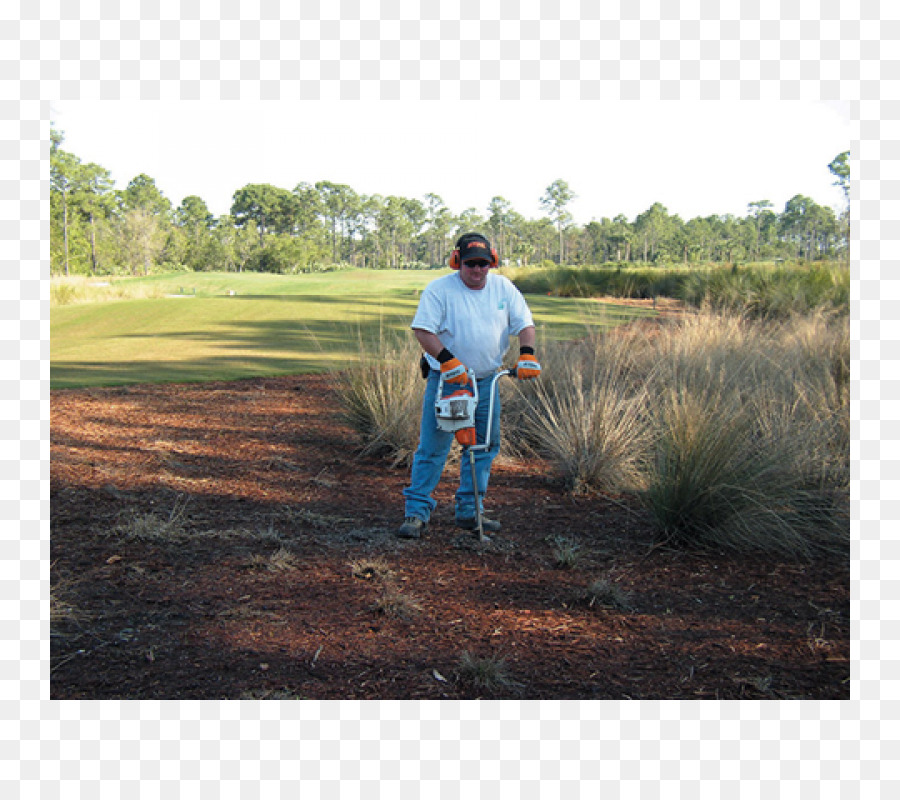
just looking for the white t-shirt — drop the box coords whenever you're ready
[411,272,535,378]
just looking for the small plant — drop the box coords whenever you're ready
[371,583,422,620]
[246,547,300,572]
[351,556,418,619]
[349,557,396,583]
[266,547,300,571]
[456,651,514,690]
[50,567,85,629]
[547,534,580,569]
[113,496,190,542]
[116,510,184,542]
[580,575,634,611]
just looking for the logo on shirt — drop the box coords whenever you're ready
[498,300,506,310]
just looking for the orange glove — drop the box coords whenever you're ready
[516,348,541,380]
[437,349,468,384]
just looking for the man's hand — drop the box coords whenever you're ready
[437,349,468,384]
[516,347,541,380]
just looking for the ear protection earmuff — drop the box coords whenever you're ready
[449,235,499,270]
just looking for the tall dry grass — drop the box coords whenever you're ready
[331,330,423,467]
[507,308,849,557]
[506,328,651,493]
[50,276,167,306]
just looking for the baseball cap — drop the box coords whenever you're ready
[459,236,492,264]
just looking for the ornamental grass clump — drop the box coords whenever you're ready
[508,331,651,494]
[333,330,423,467]
[639,311,849,557]
[642,384,810,555]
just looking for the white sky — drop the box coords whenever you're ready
[50,101,852,225]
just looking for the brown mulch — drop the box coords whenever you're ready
[50,372,849,700]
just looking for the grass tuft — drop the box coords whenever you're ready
[456,651,514,690]
[580,575,634,611]
[371,583,422,620]
[115,498,189,542]
[349,557,397,583]
[547,534,581,569]
[50,568,86,628]
[245,547,300,572]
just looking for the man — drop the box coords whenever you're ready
[398,233,541,539]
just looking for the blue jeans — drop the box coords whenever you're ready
[403,370,502,522]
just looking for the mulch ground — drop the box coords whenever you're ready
[50,368,850,700]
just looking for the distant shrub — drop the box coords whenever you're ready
[505,262,849,319]
[507,265,695,300]
[304,261,355,273]
[679,263,849,318]
[248,238,326,274]
[51,281,81,306]
[50,276,170,306]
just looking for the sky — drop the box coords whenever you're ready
[49,100,852,225]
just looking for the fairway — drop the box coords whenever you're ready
[51,270,655,388]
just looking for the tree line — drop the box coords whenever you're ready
[50,125,850,277]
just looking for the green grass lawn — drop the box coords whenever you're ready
[51,270,656,389]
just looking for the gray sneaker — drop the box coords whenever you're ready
[455,516,501,532]
[397,517,427,539]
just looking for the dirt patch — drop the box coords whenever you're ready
[51,373,849,699]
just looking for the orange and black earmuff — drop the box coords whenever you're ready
[449,235,498,269]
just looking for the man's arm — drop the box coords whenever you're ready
[517,325,536,350]
[412,328,446,359]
